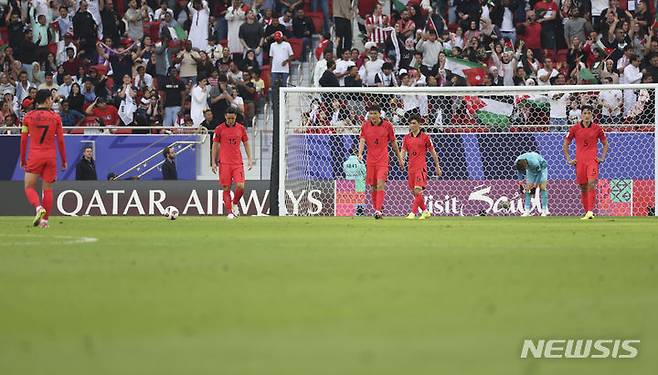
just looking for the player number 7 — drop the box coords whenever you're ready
[37,125,48,144]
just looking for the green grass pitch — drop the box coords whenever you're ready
[0,216,657,375]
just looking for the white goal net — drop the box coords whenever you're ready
[277,85,657,217]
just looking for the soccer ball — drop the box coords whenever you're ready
[164,206,179,220]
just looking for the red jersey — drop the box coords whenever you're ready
[20,109,66,163]
[365,14,391,44]
[213,122,248,165]
[403,131,433,171]
[91,105,119,126]
[360,119,396,166]
[566,122,606,162]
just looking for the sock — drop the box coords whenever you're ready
[24,187,40,209]
[417,192,427,211]
[411,194,418,214]
[223,190,232,214]
[233,187,244,205]
[588,189,596,212]
[580,190,588,212]
[371,190,377,210]
[540,189,548,211]
[375,190,385,211]
[524,191,532,211]
[42,189,53,220]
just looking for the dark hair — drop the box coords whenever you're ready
[225,106,237,114]
[382,62,392,70]
[581,104,593,112]
[326,59,336,69]
[516,159,527,171]
[366,104,381,112]
[163,146,172,158]
[83,145,93,151]
[408,114,422,123]
[35,89,52,105]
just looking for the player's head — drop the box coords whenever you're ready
[35,89,53,108]
[408,114,422,133]
[581,105,593,123]
[367,104,381,123]
[516,159,528,172]
[225,106,237,125]
[203,109,213,122]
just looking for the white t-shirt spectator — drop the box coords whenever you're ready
[537,68,558,85]
[335,58,355,86]
[270,41,294,73]
[359,58,385,86]
[599,89,623,117]
[501,9,514,32]
[549,93,568,119]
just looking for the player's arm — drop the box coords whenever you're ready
[357,137,365,162]
[598,128,609,163]
[391,140,404,168]
[400,137,407,164]
[211,141,219,174]
[19,123,28,169]
[562,133,576,165]
[56,117,67,170]
[243,138,253,170]
[429,146,442,177]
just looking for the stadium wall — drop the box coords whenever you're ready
[0,135,200,181]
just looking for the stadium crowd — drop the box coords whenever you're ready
[0,0,655,135]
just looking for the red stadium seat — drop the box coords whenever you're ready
[261,64,271,96]
[0,27,8,42]
[307,12,324,34]
[288,38,303,60]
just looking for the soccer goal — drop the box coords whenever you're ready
[276,84,657,217]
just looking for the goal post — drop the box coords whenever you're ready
[277,84,658,217]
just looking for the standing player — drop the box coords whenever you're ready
[515,152,549,217]
[211,107,253,219]
[563,105,608,220]
[20,89,67,228]
[400,115,441,220]
[357,104,404,219]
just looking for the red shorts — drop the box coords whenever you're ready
[575,160,599,184]
[408,168,427,190]
[366,164,388,186]
[219,164,245,186]
[25,157,57,183]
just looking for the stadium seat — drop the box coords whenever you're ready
[288,38,304,60]
[308,12,324,34]
[219,39,228,48]
[260,65,271,96]
[0,27,7,42]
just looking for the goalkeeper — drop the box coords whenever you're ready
[515,152,549,217]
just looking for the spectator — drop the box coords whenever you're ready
[519,11,542,56]
[396,9,416,40]
[162,146,178,180]
[270,31,294,89]
[622,54,642,115]
[189,0,211,50]
[313,50,333,87]
[76,146,97,181]
[240,50,260,73]
[210,73,235,125]
[177,41,202,85]
[416,30,443,77]
[191,76,210,126]
[15,71,34,102]
[537,57,559,85]
[85,97,119,128]
[319,60,340,87]
[59,100,85,127]
[344,65,363,87]
[200,109,219,132]
[599,76,623,124]
[38,72,58,91]
[0,73,14,95]
[375,62,398,87]
[73,1,98,60]
[6,10,25,49]
[359,47,385,86]
[335,49,356,86]
[333,0,353,55]
[239,11,264,64]
[67,83,85,113]
[124,0,145,42]
[235,70,257,126]
[549,73,569,129]
[101,1,121,45]
[564,9,591,49]
[292,8,315,62]
[366,4,391,46]
[117,74,138,126]
[226,0,247,60]
[160,68,186,127]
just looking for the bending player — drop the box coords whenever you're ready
[211,107,253,219]
[357,104,404,219]
[20,89,67,228]
[515,152,549,217]
[400,115,441,220]
[562,105,608,220]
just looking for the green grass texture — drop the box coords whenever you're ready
[1,216,657,375]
